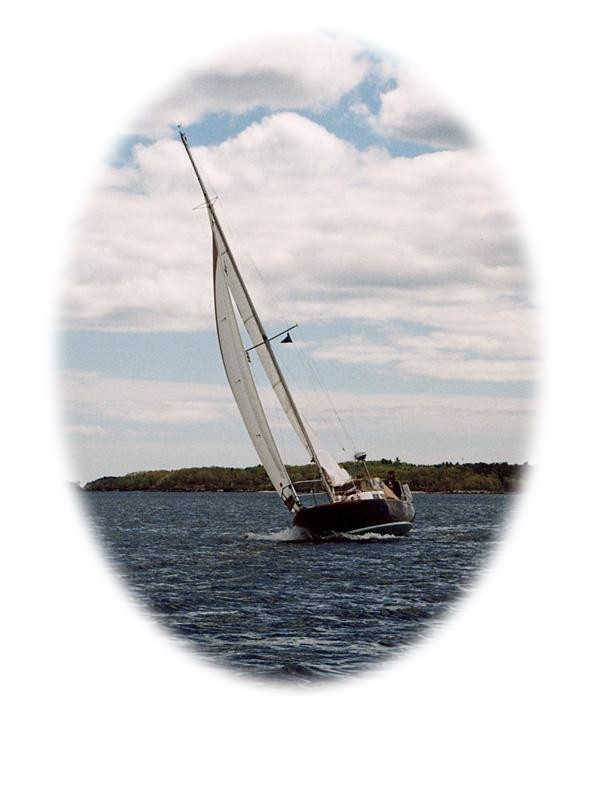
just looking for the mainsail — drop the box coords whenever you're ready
[211,219,352,491]
[213,238,301,512]
[179,127,351,511]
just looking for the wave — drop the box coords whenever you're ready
[243,527,309,542]
[244,527,406,543]
[321,531,404,542]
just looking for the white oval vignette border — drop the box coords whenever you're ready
[3,4,603,800]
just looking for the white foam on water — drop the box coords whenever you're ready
[243,527,309,542]
[337,531,402,542]
[243,528,407,543]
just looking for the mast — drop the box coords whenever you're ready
[179,127,336,500]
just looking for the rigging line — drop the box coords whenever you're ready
[261,314,356,460]
[211,197,293,333]
[277,328,353,461]
[212,206,344,450]
[270,327,331,424]
[180,131,289,332]
[291,334,357,457]
[193,152,352,460]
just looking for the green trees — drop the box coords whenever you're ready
[83,461,528,493]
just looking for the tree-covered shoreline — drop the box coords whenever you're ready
[83,460,528,494]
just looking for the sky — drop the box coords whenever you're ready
[60,32,536,482]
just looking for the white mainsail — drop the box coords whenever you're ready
[179,126,350,511]
[211,218,352,490]
[213,238,301,512]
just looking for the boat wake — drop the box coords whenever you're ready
[244,527,407,543]
[321,531,405,542]
[243,527,309,542]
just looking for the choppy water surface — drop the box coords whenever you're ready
[83,491,512,684]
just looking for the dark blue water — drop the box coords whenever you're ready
[82,491,512,684]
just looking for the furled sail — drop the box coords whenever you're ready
[211,218,352,490]
[213,237,301,512]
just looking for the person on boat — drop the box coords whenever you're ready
[385,470,403,499]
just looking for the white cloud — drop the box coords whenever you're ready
[61,369,314,479]
[133,32,371,137]
[63,110,534,385]
[364,69,473,149]
[61,370,534,481]
[311,296,536,383]
[62,370,233,426]
[314,333,534,383]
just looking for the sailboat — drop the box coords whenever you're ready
[179,127,415,540]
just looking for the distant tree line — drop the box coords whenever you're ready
[83,461,529,493]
